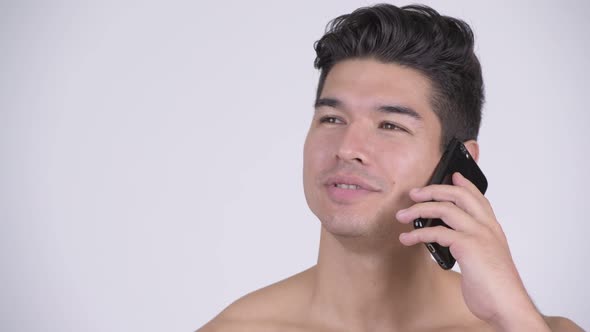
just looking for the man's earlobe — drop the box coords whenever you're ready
[463,140,480,163]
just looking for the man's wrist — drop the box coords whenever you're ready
[489,300,550,332]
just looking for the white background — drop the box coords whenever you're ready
[1,0,589,331]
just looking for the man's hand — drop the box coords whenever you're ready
[395,172,550,332]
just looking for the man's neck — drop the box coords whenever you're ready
[309,227,463,331]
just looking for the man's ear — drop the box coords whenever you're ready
[463,139,480,163]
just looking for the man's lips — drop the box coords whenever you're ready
[323,174,381,192]
[322,174,381,203]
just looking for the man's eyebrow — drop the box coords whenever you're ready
[378,105,422,120]
[314,97,422,120]
[314,97,341,109]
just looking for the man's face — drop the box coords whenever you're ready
[303,58,443,238]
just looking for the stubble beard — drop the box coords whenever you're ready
[317,200,405,239]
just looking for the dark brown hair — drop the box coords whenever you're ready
[314,4,484,149]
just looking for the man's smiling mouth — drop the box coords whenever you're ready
[334,183,361,190]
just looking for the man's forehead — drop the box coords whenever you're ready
[324,59,432,89]
[319,59,434,116]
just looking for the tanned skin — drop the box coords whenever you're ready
[198,59,583,332]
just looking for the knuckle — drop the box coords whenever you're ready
[481,196,492,209]
[490,221,503,234]
[440,201,457,218]
[432,226,449,242]
[444,201,457,209]
[454,185,470,198]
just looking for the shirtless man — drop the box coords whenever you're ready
[198,4,583,332]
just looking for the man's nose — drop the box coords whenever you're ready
[335,125,371,164]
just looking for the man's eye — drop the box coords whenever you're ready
[319,116,343,124]
[379,122,407,132]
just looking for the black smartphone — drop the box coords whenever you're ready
[413,138,488,270]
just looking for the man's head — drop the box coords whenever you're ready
[303,4,484,240]
[313,4,484,149]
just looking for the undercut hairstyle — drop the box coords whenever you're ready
[313,4,484,150]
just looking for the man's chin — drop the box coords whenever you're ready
[319,213,397,239]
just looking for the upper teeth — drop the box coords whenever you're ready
[335,183,360,190]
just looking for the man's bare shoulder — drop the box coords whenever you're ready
[544,315,585,332]
[197,267,315,332]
